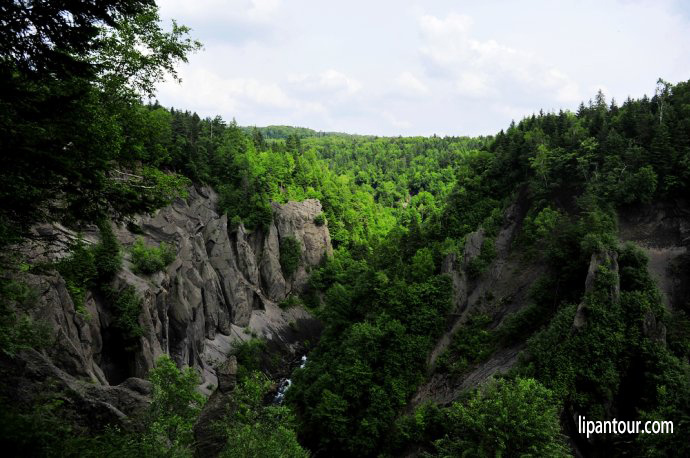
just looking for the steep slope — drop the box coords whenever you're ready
[4,186,331,427]
[618,200,690,310]
[411,196,690,411]
[410,196,542,407]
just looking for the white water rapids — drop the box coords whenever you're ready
[273,355,307,404]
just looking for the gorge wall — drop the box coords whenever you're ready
[6,186,330,425]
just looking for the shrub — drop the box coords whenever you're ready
[130,237,176,274]
[466,238,496,279]
[148,355,205,452]
[390,402,446,453]
[410,247,435,281]
[0,273,50,356]
[56,237,97,313]
[219,371,308,458]
[279,295,302,309]
[313,213,326,226]
[433,378,569,457]
[93,221,122,282]
[103,285,144,344]
[230,215,243,231]
[279,236,301,278]
[232,338,267,378]
[497,302,548,345]
[437,313,494,375]
[56,224,126,314]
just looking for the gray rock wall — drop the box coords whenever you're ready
[19,186,329,404]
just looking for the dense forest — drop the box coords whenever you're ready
[1,1,690,457]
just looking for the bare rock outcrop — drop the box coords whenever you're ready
[194,356,238,458]
[271,199,333,295]
[14,186,330,423]
[618,200,690,309]
[573,250,620,331]
[411,195,542,408]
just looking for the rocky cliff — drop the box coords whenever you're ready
[411,197,690,410]
[410,197,537,407]
[6,186,330,426]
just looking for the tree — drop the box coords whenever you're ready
[0,0,153,77]
[655,78,671,124]
[411,247,435,281]
[95,4,202,98]
[280,236,302,278]
[147,355,205,452]
[220,371,308,458]
[0,1,199,246]
[433,378,569,457]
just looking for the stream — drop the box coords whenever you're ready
[273,355,307,404]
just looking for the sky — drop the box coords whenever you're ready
[155,0,690,136]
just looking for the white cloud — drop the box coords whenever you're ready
[395,72,430,95]
[158,67,325,122]
[153,0,690,136]
[158,0,281,23]
[247,0,281,20]
[418,12,582,103]
[418,13,475,69]
[492,103,535,122]
[456,72,494,98]
[287,69,362,96]
[382,111,412,129]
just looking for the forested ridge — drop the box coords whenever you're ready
[2,1,690,457]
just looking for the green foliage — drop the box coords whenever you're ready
[0,273,50,357]
[0,396,87,457]
[280,236,302,278]
[432,378,569,457]
[287,253,452,455]
[163,111,483,249]
[518,240,690,454]
[105,285,144,344]
[5,9,690,454]
[437,313,495,376]
[93,221,123,282]
[521,206,563,249]
[229,215,243,231]
[0,355,205,457]
[242,125,338,139]
[410,247,435,282]
[95,4,202,98]
[577,201,618,255]
[56,238,98,313]
[232,338,268,379]
[53,225,143,346]
[130,237,176,275]
[0,2,199,244]
[496,301,549,345]
[147,355,205,453]
[313,213,326,226]
[219,371,308,458]
[279,295,302,309]
[390,402,447,453]
[465,237,496,279]
[615,165,658,204]
[1,223,122,356]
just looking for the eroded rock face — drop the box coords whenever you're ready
[573,250,620,331]
[271,200,333,295]
[193,356,238,458]
[16,186,329,421]
[411,194,541,407]
[618,200,690,309]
